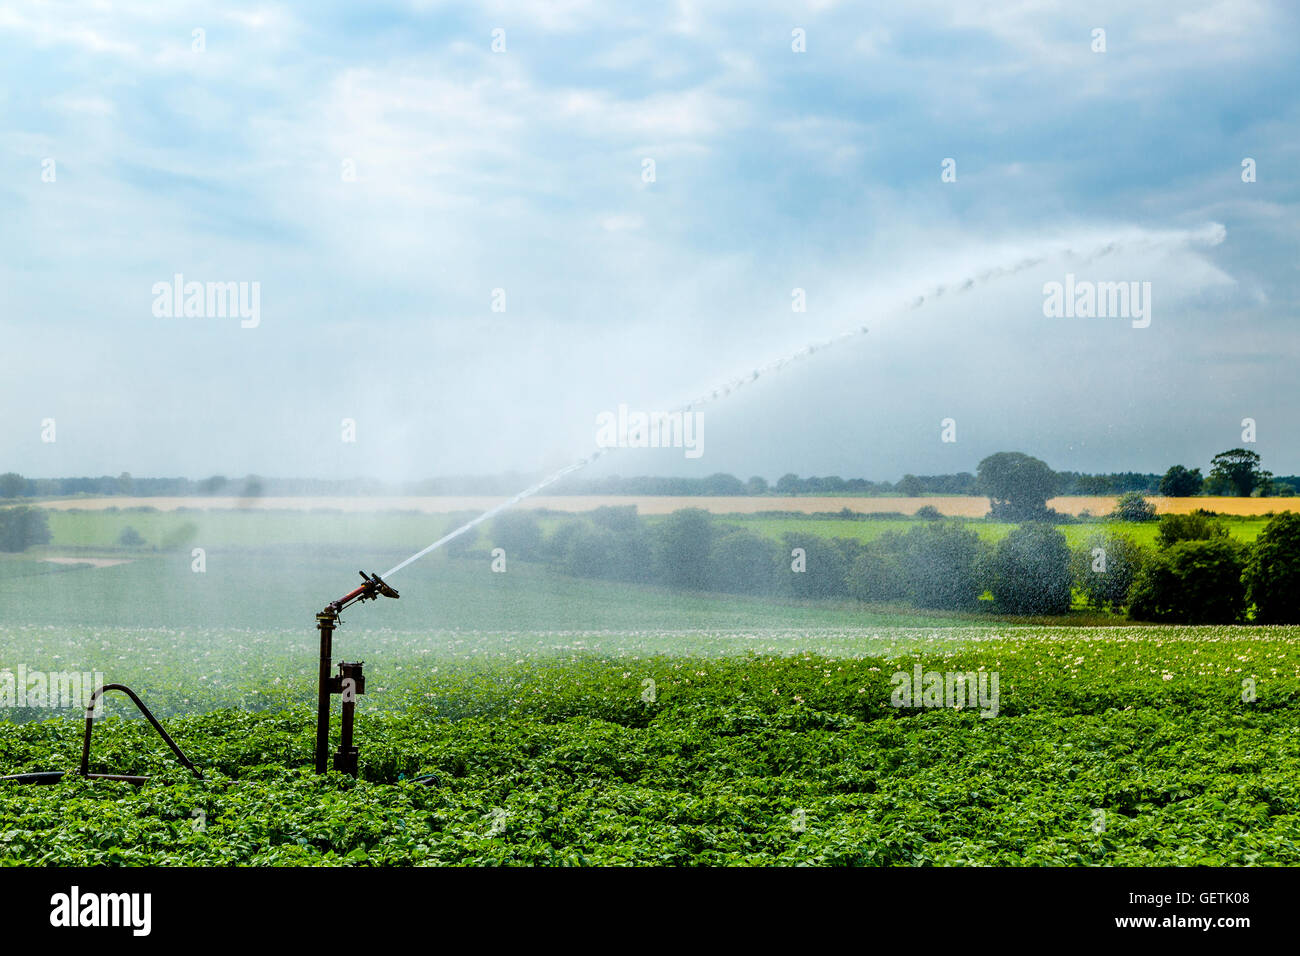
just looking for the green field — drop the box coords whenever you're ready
[2,506,1298,865]
[38,506,1275,553]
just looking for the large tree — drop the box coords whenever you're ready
[0,473,24,499]
[1208,448,1268,497]
[1159,465,1203,497]
[976,452,1060,520]
[1244,512,1300,623]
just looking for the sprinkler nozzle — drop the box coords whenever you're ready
[367,571,400,600]
[324,571,401,615]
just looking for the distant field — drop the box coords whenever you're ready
[723,514,1272,549]
[30,503,1274,555]
[33,494,1300,516]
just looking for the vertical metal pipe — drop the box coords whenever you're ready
[338,692,355,768]
[315,612,334,774]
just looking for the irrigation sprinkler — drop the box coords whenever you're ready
[314,571,399,775]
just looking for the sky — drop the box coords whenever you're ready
[2,0,1297,484]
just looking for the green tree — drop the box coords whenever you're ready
[0,506,51,552]
[897,522,984,610]
[897,474,923,497]
[1155,511,1228,549]
[976,452,1060,520]
[1072,533,1146,612]
[1208,449,1266,498]
[117,526,145,547]
[987,524,1072,615]
[781,534,851,599]
[1244,512,1300,623]
[198,475,228,494]
[846,548,907,603]
[652,509,717,589]
[774,473,802,495]
[0,473,24,499]
[1159,465,1203,497]
[1128,539,1247,623]
[745,475,769,495]
[708,529,780,594]
[1110,492,1157,522]
[492,511,544,560]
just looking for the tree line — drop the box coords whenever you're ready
[478,506,1300,625]
[2,448,1292,501]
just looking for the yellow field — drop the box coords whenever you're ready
[33,494,1297,516]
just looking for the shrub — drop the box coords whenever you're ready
[1128,539,1247,623]
[896,523,984,610]
[1244,512,1300,623]
[559,524,620,580]
[117,526,145,547]
[588,505,641,536]
[1110,492,1157,522]
[780,534,851,599]
[846,548,907,603]
[652,509,717,590]
[492,511,544,560]
[1071,533,1147,612]
[913,505,943,521]
[986,524,1072,615]
[707,530,781,595]
[0,506,51,552]
[1154,510,1228,549]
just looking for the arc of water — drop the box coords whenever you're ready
[383,226,1224,580]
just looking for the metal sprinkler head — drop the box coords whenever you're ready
[324,571,400,616]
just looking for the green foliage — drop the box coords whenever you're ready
[1129,540,1248,624]
[2,633,1299,865]
[0,507,51,553]
[0,473,24,499]
[1110,492,1157,523]
[116,526,145,547]
[1159,465,1203,497]
[1209,449,1267,498]
[977,452,1060,521]
[846,549,906,603]
[1071,533,1147,612]
[986,524,1072,615]
[491,511,543,560]
[651,509,717,590]
[1245,513,1300,624]
[1155,510,1229,549]
[707,530,780,595]
[780,534,851,599]
[895,523,984,610]
[896,474,923,497]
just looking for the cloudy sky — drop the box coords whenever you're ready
[2,0,1297,484]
